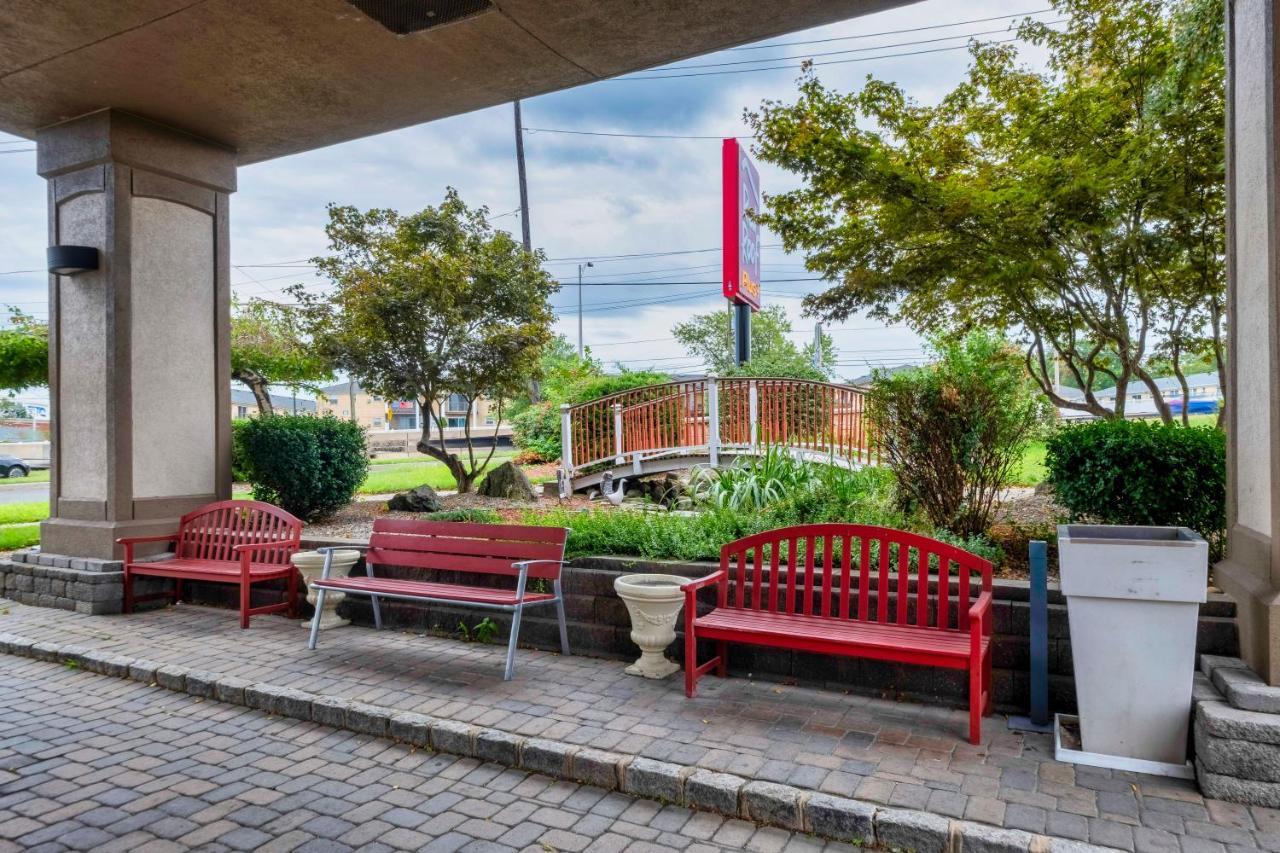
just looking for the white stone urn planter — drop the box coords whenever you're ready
[614,573,687,679]
[1056,524,1208,778]
[291,549,362,630]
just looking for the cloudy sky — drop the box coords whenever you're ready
[0,1,1056,404]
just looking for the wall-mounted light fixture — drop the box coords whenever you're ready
[47,245,99,276]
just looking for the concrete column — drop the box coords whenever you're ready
[1219,0,1280,685]
[36,110,235,560]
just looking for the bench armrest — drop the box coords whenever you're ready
[512,559,568,568]
[681,570,725,593]
[968,591,993,645]
[116,533,178,546]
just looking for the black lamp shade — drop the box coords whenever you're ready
[47,245,99,276]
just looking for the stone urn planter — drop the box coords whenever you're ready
[291,549,362,630]
[614,574,687,679]
[1056,524,1208,778]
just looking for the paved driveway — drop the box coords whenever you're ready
[0,656,847,853]
[0,480,47,505]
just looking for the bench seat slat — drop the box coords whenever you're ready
[370,518,567,544]
[126,558,295,581]
[366,547,561,579]
[313,576,555,607]
[368,533,564,563]
[693,609,986,669]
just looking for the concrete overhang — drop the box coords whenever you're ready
[0,0,912,164]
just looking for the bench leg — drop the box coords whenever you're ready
[504,605,524,681]
[554,580,570,656]
[173,578,183,605]
[371,595,383,630]
[716,642,728,677]
[307,589,326,650]
[240,579,251,629]
[969,659,982,745]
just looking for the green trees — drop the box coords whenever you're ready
[230,299,333,414]
[749,0,1224,423]
[672,304,834,380]
[0,311,49,392]
[866,333,1051,537]
[297,190,557,492]
[235,414,367,521]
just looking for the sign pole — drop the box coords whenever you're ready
[723,137,761,367]
[734,302,751,366]
[1009,539,1054,733]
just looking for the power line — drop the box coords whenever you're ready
[724,8,1052,51]
[549,277,824,287]
[525,127,738,140]
[544,244,784,264]
[616,36,1028,80]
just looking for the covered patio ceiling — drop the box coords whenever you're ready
[0,0,910,164]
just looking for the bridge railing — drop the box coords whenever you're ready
[560,376,879,481]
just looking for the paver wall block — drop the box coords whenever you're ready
[346,702,391,737]
[1197,699,1280,745]
[271,687,315,720]
[873,807,951,853]
[243,683,275,712]
[520,738,576,778]
[1195,722,1280,783]
[56,644,90,668]
[31,641,61,663]
[802,793,875,844]
[311,696,352,729]
[740,781,804,830]
[1195,760,1280,809]
[212,676,249,705]
[570,748,624,791]
[81,649,130,677]
[154,665,188,692]
[955,821,1042,853]
[685,769,743,816]
[474,729,524,766]
[388,711,434,749]
[185,670,219,698]
[624,757,686,804]
[1210,666,1280,715]
[1044,838,1101,852]
[1201,654,1252,679]
[429,719,477,757]
[127,659,160,684]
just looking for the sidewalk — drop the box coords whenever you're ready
[1,599,1276,851]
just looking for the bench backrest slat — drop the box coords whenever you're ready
[176,500,302,564]
[718,523,993,633]
[365,519,568,581]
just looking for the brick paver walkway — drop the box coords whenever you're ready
[3,600,1279,851]
[0,656,857,853]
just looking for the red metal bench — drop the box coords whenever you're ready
[683,523,994,744]
[307,519,570,680]
[117,500,303,629]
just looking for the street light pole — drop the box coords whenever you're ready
[578,261,593,358]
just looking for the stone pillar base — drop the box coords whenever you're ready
[1194,655,1280,807]
[0,549,125,614]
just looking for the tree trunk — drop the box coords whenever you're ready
[232,368,274,415]
[1171,348,1191,427]
[415,397,475,493]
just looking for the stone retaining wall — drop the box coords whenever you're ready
[1195,655,1280,807]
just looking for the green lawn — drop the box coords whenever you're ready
[358,452,544,494]
[0,501,49,526]
[0,523,40,550]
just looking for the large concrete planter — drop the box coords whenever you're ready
[291,549,361,630]
[1057,524,1208,777]
[614,574,686,679]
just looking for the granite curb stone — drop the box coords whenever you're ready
[0,629,1108,851]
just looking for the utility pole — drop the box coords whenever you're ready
[578,261,593,359]
[513,100,531,252]
[812,322,823,371]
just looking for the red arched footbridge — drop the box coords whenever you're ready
[557,377,880,496]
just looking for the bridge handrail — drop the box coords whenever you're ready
[560,376,879,481]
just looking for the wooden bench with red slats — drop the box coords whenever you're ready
[307,519,570,680]
[683,523,994,743]
[117,500,303,629]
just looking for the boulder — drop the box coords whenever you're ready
[387,484,442,513]
[477,461,537,501]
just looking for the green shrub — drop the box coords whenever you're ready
[419,508,502,524]
[1046,419,1226,558]
[231,419,252,483]
[236,414,368,522]
[867,332,1051,537]
[511,402,561,463]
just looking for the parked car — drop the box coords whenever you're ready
[0,455,31,478]
[1168,397,1220,416]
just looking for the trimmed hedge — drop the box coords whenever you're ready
[236,414,368,522]
[1045,419,1225,558]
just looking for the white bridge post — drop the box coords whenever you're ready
[613,403,625,464]
[748,380,759,449]
[559,403,573,477]
[706,376,720,468]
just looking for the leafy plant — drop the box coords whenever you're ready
[236,414,368,522]
[419,508,502,524]
[687,446,820,512]
[511,402,561,463]
[1046,419,1226,559]
[458,617,499,644]
[866,333,1051,537]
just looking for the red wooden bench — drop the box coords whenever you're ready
[683,523,994,743]
[307,519,570,680]
[117,500,303,629]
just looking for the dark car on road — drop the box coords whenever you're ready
[0,454,32,478]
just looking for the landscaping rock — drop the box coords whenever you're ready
[387,484,442,513]
[477,461,536,501]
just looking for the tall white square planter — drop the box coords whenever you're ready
[1057,524,1208,775]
